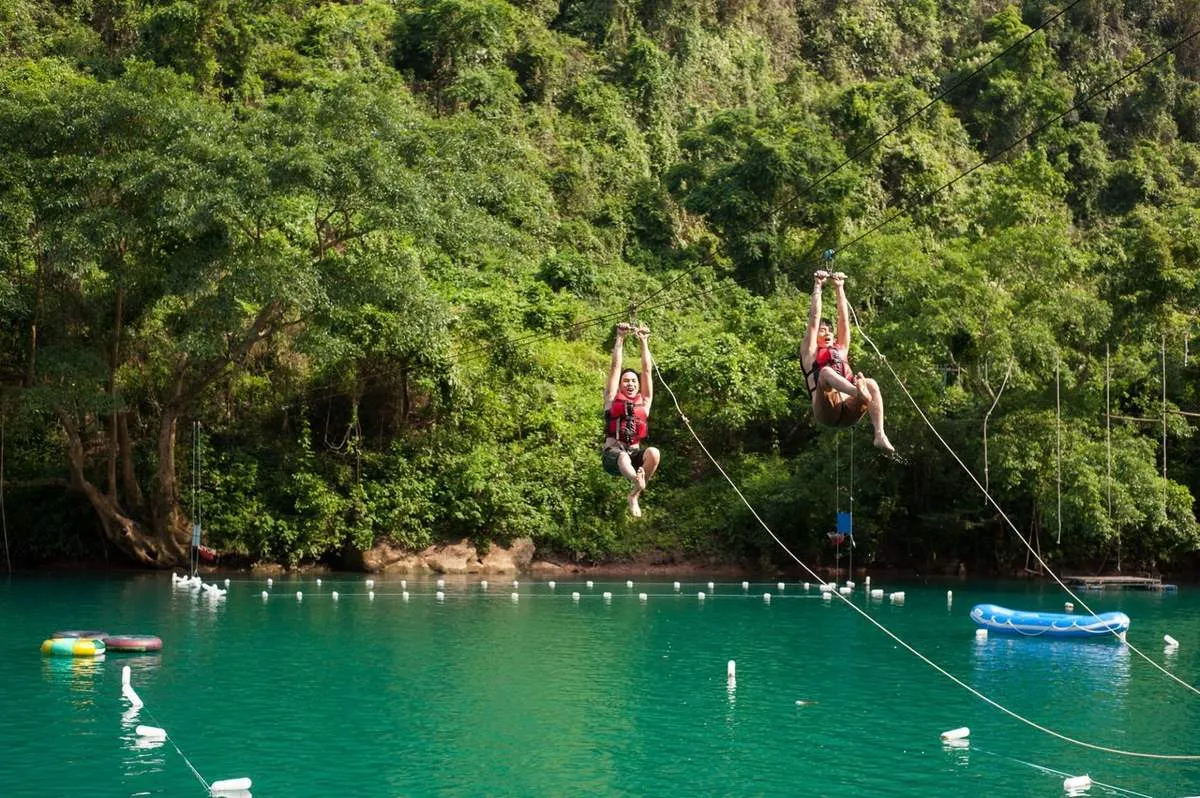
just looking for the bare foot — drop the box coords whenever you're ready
[874,433,895,453]
[628,489,643,517]
[635,467,647,492]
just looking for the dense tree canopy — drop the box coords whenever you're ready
[0,0,1197,574]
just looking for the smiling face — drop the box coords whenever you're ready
[620,370,640,396]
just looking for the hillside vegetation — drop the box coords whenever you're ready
[0,0,1198,573]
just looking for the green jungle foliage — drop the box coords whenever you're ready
[0,0,1198,573]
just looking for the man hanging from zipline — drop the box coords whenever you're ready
[801,267,895,453]
[603,322,660,517]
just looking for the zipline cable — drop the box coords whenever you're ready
[846,302,1200,700]
[652,359,1200,760]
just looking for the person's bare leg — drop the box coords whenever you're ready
[617,452,644,516]
[819,366,858,396]
[641,448,660,481]
[858,376,894,452]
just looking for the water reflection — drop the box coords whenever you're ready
[40,653,106,700]
[971,636,1131,701]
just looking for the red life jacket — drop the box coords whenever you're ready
[815,344,851,380]
[605,393,649,446]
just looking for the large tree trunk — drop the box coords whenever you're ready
[58,410,184,566]
[152,406,190,550]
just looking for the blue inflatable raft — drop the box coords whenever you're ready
[970,603,1130,638]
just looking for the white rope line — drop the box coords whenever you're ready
[973,747,1156,798]
[652,361,1200,760]
[846,302,1200,700]
[135,704,212,792]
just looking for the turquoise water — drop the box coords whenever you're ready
[2,574,1199,797]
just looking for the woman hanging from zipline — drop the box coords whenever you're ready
[801,269,895,453]
[603,322,660,517]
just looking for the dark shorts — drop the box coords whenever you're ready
[602,445,646,476]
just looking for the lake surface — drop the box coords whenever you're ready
[2,573,1198,797]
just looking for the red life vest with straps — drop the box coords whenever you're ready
[605,393,649,446]
[815,344,851,380]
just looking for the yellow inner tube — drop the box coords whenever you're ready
[41,637,107,657]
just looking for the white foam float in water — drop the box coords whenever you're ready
[479,580,487,590]
[436,591,445,601]
[698,592,706,601]
[777,582,785,591]
[436,579,445,589]
[548,581,556,590]
[365,579,375,588]
[267,578,273,587]
[1062,775,1091,791]
[261,591,268,600]
[602,591,613,601]
[331,591,339,601]
[727,660,736,683]
[572,592,580,601]
[296,591,303,601]
[136,725,167,739]
[1165,634,1180,648]
[511,592,519,602]
[803,582,810,591]
[402,591,409,601]
[224,578,231,588]
[401,579,407,589]
[870,589,884,598]
[975,629,988,641]
[368,591,375,601]
[707,581,715,591]
[822,592,832,601]
[210,777,253,795]
[586,580,594,589]
[639,593,647,601]
[940,727,969,741]
[839,586,851,595]
[673,581,681,591]
[316,578,322,586]
[763,593,771,603]
[512,580,520,588]
[1065,602,1074,612]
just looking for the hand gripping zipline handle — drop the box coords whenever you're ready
[822,249,836,263]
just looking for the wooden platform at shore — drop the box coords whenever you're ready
[1063,574,1171,590]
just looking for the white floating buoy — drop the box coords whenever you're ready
[401,579,407,589]
[402,591,409,601]
[261,590,268,600]
[548,581,556,590]
[1063,775,1091,791]
[572,592,580,601]
[845,580,855,589]
[224,578,231,588]
[586,580,594,589]
[890,591,905,603]
[512,580,519,588]
[839,586,851,595]
[870,588,884,598]
[698,591,706,601]
[822,592,832,602]
[803,582,810,591]
[365,579,375,588]
[316,578,322,586]
[436,578,445,589]
[436,591,445,601]
[136,724,167,739]
[602,591,613,600]
[122,666,132,688]
[763,593,772,603]
[673,581,681,591]
[1065,602,1074,612]
[742,581,750,590]
[639,593,648,602]
[975,629,988,640]
[368,590,374,601]
[1165,634,1180,648]
[296,591,303,601]
[727,660,736,682]
[777,582,785,591]
[210,777,253,794]
[331,591,339,601]
[940,727,970,741]
[267,578,273,587]
[479,580,487,590]
[707,581,715,591]
[511,592,519,602]
[626,579,634,588]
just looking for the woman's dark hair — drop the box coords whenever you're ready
[620,369,640,381]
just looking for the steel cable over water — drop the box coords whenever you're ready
[652,360,1200,761]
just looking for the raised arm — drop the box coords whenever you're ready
[636,326,653,409]
[831,272,850,348]
[605,323,630,405]
[802,270,828,364]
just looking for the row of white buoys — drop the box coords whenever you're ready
[123,666,251,795]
